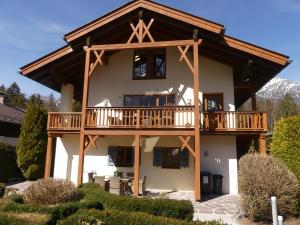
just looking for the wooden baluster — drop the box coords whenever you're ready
[136,109,140,128]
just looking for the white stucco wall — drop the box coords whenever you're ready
[60,84,74,112]
[53,134,237,194]
[88,47,235,111]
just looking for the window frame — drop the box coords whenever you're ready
[132,49,166,80]
[123,94,176,107]
[114,146,133,167]
[203,93,224,112]
[161,147,181,169]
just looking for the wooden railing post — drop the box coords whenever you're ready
[262,112,267,131]
[136,109,140,129]
[133,134,140,196]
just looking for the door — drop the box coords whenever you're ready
[203,93,224,129]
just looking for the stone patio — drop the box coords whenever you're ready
[166,192,241,225]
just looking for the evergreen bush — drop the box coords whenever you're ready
[0,142,23,183]
[270,115,300,182]
[238,154,299,221]
[16,95,47,180]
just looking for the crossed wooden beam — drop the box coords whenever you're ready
[178,136,195,157]
[127,18,155,44]
[84,135,102,152]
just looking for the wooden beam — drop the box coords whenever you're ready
[178,136,195,158]
[77,48,91,186]
[193,40,201,201]
[90,39,200,51]
[84,135,100,152]
[85,129,195,136]
[133,134,140,196]
[44,135,54,179]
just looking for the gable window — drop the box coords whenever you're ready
[108,146,133,167]
[203,93,224,112]
[133,49,166,79]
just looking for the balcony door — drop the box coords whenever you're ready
[203,93,224,129]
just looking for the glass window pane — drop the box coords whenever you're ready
[132,96,140,106]
[167,95,175,106]
[133,53,147,79]
[124,96,132,107]
[153,55,166,78]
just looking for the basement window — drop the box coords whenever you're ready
[133,49,166,79]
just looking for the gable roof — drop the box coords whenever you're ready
[19,0,290,107]
[0,104,24,124]
[64,0,224,43]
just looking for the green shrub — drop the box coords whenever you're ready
[270,116,300,182]
[239,154,299,221]
[58,208,226,225]
[0,142,23,183]
[80,183,194,221]
[9,193,24,204]
[0,183,5,197]
[24,179,81,205]
[2,200,103,225]
[0,213,32,225]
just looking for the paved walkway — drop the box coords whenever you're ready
[166,192,240,225]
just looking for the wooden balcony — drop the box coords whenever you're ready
[47,107,267,133]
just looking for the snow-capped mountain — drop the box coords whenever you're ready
[257,77,300,102]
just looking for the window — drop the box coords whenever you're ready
[203,93,224,112]
[162,148,180,169]
[153,147,189,169]
[124,94,175,107]
[133,49,166,79]
[108,146,133,167]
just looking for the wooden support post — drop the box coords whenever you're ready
[133,135,140,196]
[193,41,201,201]
[44,134,53,179]
[77,47,91,186]
[258,134,267,155]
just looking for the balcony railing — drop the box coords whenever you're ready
[48,107,267,132]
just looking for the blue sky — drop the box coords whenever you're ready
[0,0,299,98]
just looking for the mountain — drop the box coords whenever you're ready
[257,77,300,102]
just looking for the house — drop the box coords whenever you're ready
[19,0,289,201]
[0,91,24,146]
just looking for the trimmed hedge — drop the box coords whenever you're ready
[0,213,32,225]
[80,183,194,221]
[2,200,103,225]
[58,208,226,225]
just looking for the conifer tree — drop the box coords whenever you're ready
[16,94,47,180]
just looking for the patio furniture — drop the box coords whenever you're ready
[109,176,123,195]
[131,176,146,196]
[126,172,134,178]
[94,176,106,189]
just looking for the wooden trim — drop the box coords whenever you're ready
[193,41,201,201]
[64,0,222,42]
[90,39,200,51]
[133,134,140,196]
[224,36,289,65]
[44,135,53,179]
[178,136,195,158]
[20,46,73,75]
[77,48,91,186]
